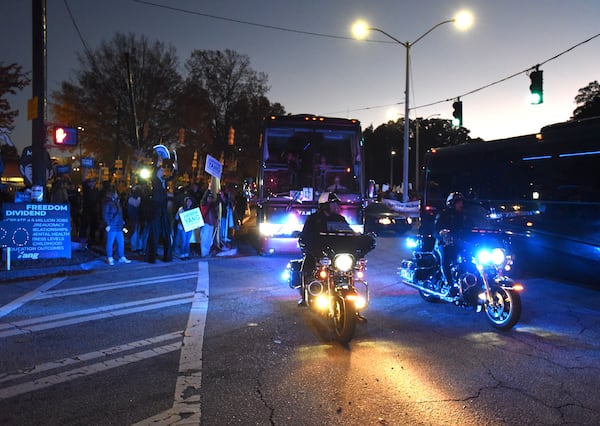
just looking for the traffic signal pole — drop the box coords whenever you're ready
[31,0,48,190]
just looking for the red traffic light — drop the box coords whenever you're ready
[53,127,78,146]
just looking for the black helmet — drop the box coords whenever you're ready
[446,191,465,207]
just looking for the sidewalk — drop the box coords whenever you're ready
[0,215,257,284]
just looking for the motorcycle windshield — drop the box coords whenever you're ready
[301,232,376,258]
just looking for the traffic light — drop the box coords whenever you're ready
[529,69,543,104]
[452,100,463,127]
[178,127,185,144]
[53,126,78,146]
[228,126,235,145]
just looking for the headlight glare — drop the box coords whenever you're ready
[491,248,506,265]
[334,254,354,272]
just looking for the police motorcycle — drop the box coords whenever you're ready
[285,230,376,344]
[398,227,524,331]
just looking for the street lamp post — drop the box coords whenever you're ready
[352,12,473,203]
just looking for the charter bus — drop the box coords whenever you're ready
[257,114,365,254]
[421,116,600,282]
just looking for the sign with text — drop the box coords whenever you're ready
[179,207,204,232]
[204,154,223,179]
[81,157,94,168]
[1,203,71,260]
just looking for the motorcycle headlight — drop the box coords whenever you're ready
[406,237,419,249]
[476,248,506,266]
[334,254,354,272]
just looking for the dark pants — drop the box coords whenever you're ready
[145,213,172,263]
[437,243,458,285]
[300,255,317,300]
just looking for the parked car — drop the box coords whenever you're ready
[364,201,413,234]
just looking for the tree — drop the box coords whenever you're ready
[0,63,31,130]
[50,33,182,163]
[572,80,600,120]
[184,49,283,179]
[185,49,270,149]
[363,117,472,187]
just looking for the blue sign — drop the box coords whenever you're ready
[1,203,71,260]
[81,157,94,168]
[205,154,223,179]
[56,164,71,175]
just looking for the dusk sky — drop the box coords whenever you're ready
[2,0,599,153]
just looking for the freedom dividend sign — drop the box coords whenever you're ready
[1,203,71,260]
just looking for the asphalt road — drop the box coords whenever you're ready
[0,233,599,425]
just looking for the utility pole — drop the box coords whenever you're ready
[31,0,47,193]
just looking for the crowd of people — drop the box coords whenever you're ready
[63,168,247,265]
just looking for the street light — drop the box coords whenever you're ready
[352,11,473,203]
[390,150,396,188]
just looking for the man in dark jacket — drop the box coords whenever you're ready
[297,192,351,306]
[434,191,469,287]
[145,165,172,263]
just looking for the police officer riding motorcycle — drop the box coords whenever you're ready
[286,192,376,344]
[399,191,524,330]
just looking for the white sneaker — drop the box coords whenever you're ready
[107,257,115,266]
[118,256,132,264]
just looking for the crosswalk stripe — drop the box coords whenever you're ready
[0,293,194,338]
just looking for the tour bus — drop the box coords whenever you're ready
[257,114,365,254]
[420,116,600,282]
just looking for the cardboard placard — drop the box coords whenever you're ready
[179,207,204,232]
[204,154,223,179]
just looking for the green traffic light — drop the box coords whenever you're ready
[529,70,543,105]
[530,92,543,105]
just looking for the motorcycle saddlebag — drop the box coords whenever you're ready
[288,259,303,289]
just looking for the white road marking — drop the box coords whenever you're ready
[35,272,199,300]
[0,342,182,400]
[0,293,194,338]
[133,261,209,425]
[0,331,182,386]
[0,262,210,424]
[0,277,65,318]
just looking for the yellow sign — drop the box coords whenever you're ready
[27,97,38,120]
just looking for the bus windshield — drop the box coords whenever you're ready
[262,118,361,197]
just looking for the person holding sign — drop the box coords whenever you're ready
[174,196,202,260]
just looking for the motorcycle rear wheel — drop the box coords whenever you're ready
[484,285,522,330]
[332,295,357,344]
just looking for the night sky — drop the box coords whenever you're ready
[2,0,599,152]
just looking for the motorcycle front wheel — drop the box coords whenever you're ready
[484,285,522,330]
[332,295,357,344]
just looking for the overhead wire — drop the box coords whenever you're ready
[126,1,600,117]
[63,0,93,58]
